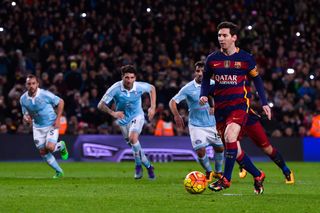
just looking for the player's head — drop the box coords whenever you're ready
[121,65,137,89]
[194,61,205,83]
[25,74,39,96]
[217,21,239,50]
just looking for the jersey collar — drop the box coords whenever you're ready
[193,80,201,88]
[120,81,137,92]
[27,88,40,100]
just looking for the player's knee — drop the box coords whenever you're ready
[45,143,55,152]
[262,145,273,155]
[39,149,48,156]
[196,148,206,158]
[214,146,224,153]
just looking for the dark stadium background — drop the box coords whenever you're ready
[0,0,319,161]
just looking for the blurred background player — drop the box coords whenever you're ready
[200,21,271,194]
[98,65,156,180]
[238,112,294,184]
[20,74,68,178]
[169,61,224,182]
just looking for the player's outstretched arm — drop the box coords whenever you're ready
[97,101,124,119]
[147,85,156,121]
[53,99,64,128]
[169,99,184,128]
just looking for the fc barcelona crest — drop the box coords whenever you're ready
[235,61,241,69]
[224,60,230,68]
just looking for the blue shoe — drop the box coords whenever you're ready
[134,165,143,179]
[147,165,155,180]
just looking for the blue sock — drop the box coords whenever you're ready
[237,152,261,177]
[224,142,238,181]
[198,154,212,173]
[269,148,290,175]
[214,151,224,173]
[132,141,151,168]
[43,153,63,173]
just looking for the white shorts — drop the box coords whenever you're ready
[189,124,223,151]
[119,114,145,142]
[33,126,59,149]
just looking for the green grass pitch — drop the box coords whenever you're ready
[0,161,319,213]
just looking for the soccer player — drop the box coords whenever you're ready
[169,61,224,182]
[200,21,271,194]
[20,74,68,178]
[238,112,294,184]
[98,65,156,180]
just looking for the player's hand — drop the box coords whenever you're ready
[262,105,272,120]
[148,107,156,121]
[209,107,215,115]
[112,111,125,119]
[23,114,32,124]
[199,96,208,105]
[174,114,184,128]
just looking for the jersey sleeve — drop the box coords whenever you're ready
[172,87,187,104]
[247,54,259,77]
[19,98,27,115]
[200,56,214,97]
[45,90,60,106]
[137,82,152,93]
[100,86,116,105]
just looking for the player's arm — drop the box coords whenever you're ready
[207,96,215,115]
[207,83,215,115]
[147,85,156,121]
[199,58,213,105]
[97,101,124,119]
[169,99,184,128]
[53,99,64,128]
[249,67,271,120]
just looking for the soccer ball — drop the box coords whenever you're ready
[183,171,207,194]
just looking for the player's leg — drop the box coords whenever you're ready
[34,127,63,178]
[209,122,240,191]
[245,121,294,184]
[46,127,68,160]
[189,125,213,181]
[207,126,224,179]
[236,145,265,194]
[120,124,143,179]
[128,115,154,179]
[44,127,65,178]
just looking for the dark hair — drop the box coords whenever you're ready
[217,21,239,36]
[121,65,137,76]
[26,74,39,82]
[194,61,205,68]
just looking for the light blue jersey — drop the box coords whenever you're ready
[100,81,152,126]
[172,80,216,127]
[20,88,60,128]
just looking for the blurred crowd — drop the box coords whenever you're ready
[0,0,320,137]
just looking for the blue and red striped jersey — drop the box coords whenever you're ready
[200,48,267,122]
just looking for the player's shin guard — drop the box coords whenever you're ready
[131,142,143,166]
[236,152,261,177]
[224,142,238,181]
[214,151,224,173]
[42,153,63,173]
[132,141,151,168]
[198,154,212,173]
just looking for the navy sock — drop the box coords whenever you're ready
[269,148,290,175]
[224,142,238,181]
[237,152,261,177]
